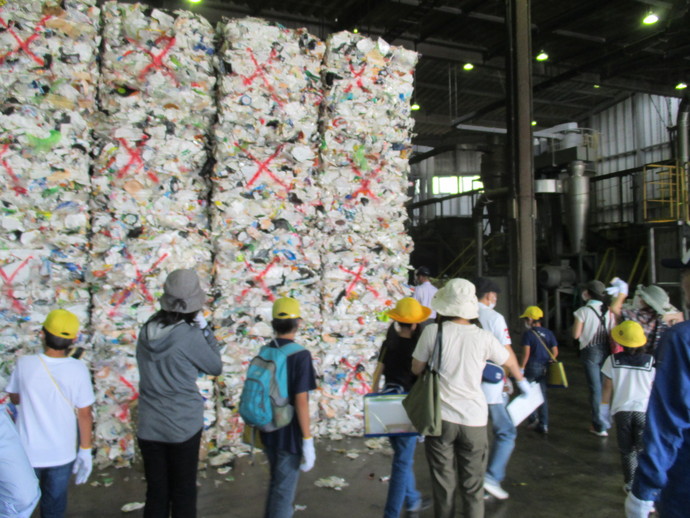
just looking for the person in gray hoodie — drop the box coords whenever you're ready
[136,269,222,518]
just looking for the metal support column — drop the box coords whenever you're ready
[506,0,537,314]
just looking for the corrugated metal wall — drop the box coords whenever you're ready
[587,94,681,226]
[592,94,679,173]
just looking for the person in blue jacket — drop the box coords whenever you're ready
[625,252,690,518]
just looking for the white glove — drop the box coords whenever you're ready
[516,379,530,395]
[73,447,93,485]
[625,492,654,518]
[606,277,629,296]
[194,312,208,330]
[599,403,612,429]
[300,437,315,472]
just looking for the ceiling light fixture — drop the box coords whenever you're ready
[643,11,659,25]
[535,50,549,62]
[676,82,688,90]
[463,63,474,71]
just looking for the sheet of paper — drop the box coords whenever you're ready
[507,382,545,426]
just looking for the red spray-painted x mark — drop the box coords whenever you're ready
[242,48,285,108]
[0,256,34,314]
[347,160,383,201]
[236,142,287,190]
[0,15,51,66]
[340,357,371,394]
[343,61,370,94]
[123,36,178,86]
[239,256,280,301]
[115,137,159,184]
[114,375,139,422]
[339,264,381,299]
[0,143,27,195]
[108,251,169,317]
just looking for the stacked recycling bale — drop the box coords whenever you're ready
[0,0,100,385]
[316,32,417,436]
[211,18,324,450]
[91,2,216,466]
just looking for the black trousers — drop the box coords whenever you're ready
[138,428,203,518]
[614,411,646,485]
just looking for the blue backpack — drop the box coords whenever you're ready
[239,339,305,432]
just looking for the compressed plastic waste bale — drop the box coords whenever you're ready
[215,17,324,147]
[0,0,98,390]
[313,32,417,437]
[91,2,217,466]
[211,17,326,447]
[0,0,101,114]
[99,2,216,129]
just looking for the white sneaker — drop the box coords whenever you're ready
[484,479,509,500]
[589,427,608,437]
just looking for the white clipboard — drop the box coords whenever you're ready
[506,382,544,426]
[363,393,417,437]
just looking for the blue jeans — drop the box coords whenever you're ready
[581,343,609,432]
[384,435,421,518]
[525,362,548,428]
[34,461,74,518]
[486,400,516,484]
[264,446,301,518]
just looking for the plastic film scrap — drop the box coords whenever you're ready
[90,2,216,466]
[0,0,99,395]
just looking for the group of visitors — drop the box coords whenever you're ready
[3,254,690,518]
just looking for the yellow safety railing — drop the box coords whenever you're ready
[628,246,649,288]
[437,235,499,280]
[595,247,617,283]
[642,163,688,222]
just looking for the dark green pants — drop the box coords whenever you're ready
[424,421,488,518]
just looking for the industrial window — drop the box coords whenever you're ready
[432,175,483,195]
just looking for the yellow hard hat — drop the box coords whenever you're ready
[386,297,432,324]
[611,320,647,348]
[519,305,544,320]
[272,297,301,319]
[43,309,79,339]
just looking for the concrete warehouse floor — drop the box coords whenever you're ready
[63,346,639,518]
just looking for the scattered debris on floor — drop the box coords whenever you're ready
[121,502,145,512]
[315,476,350,491]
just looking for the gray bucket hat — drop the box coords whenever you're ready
[160,269,205,313]
[636,284,674,315]
[584,280,607,299]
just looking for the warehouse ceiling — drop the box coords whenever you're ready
[141,0,690,148]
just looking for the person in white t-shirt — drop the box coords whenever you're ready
[474,277,519,501]
[6,309,95,518]
[600,321,656,495]
[412,279,528,518]
[414,266,438,325]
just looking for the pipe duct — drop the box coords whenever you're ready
[562,160,590,254]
